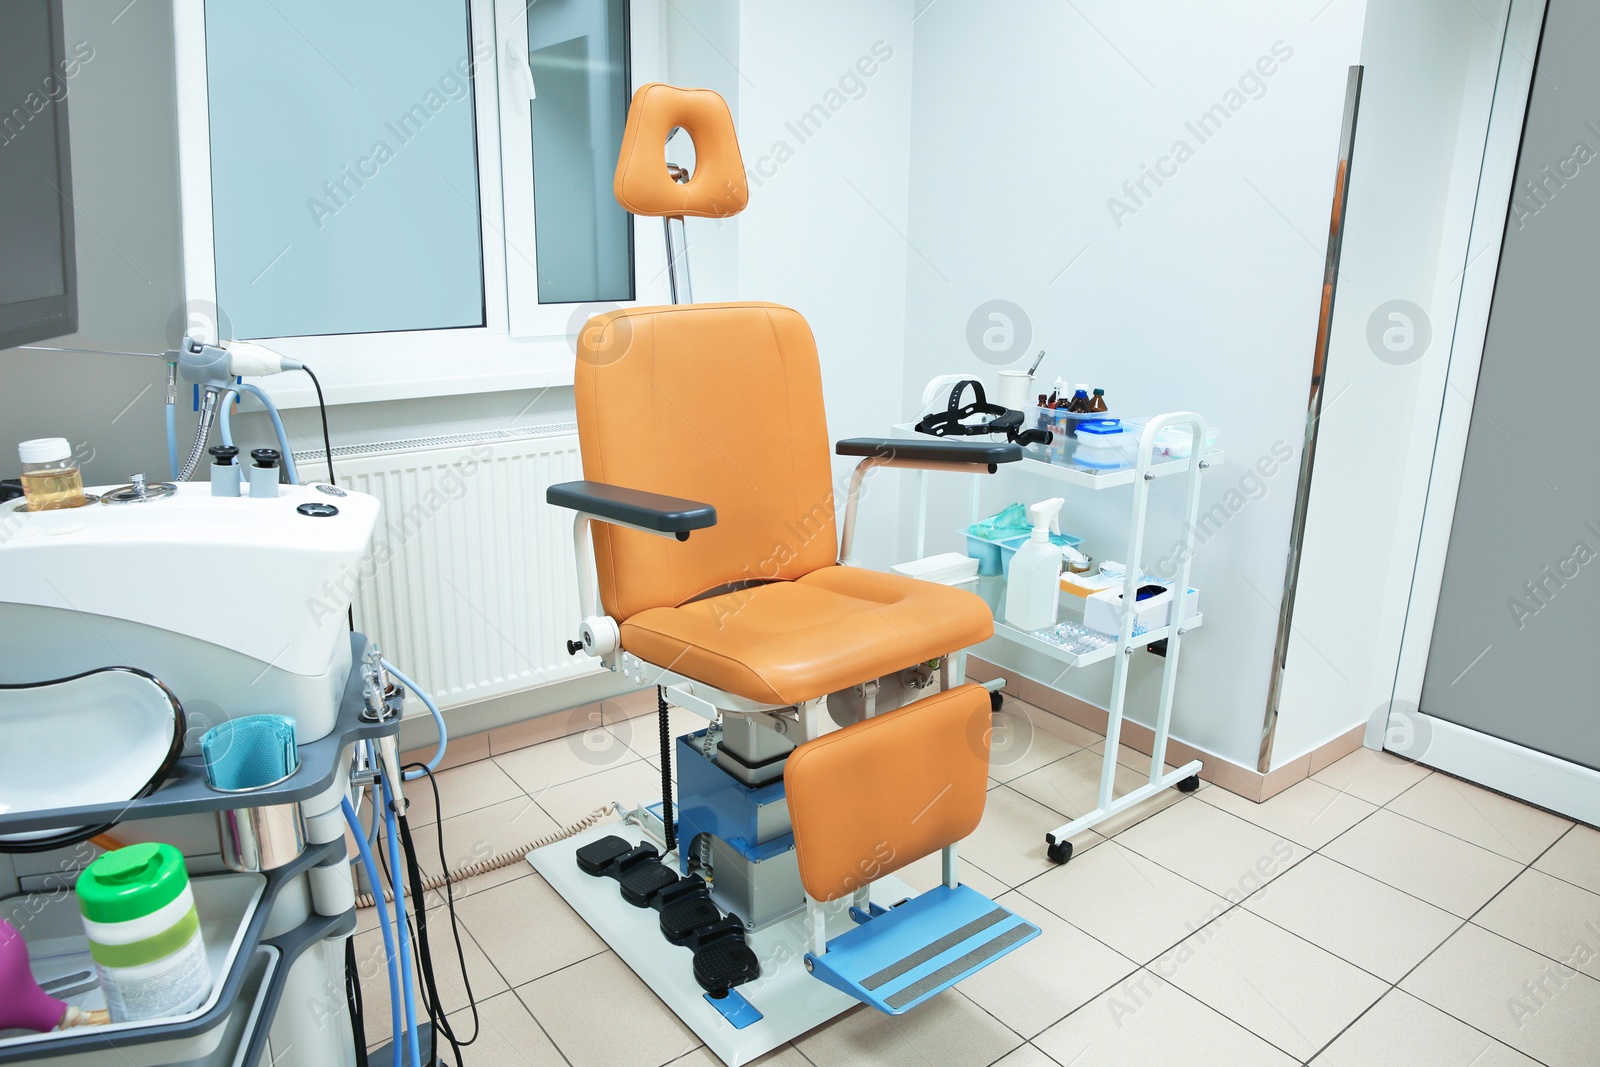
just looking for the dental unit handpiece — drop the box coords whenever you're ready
[174,335,304,481]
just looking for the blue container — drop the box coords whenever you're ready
[964,532,1009,577]
[998,532,1082,580]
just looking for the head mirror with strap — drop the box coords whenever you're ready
[914,379,1051,447]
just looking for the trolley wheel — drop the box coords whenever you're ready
[1177,774,1201,794]
[990,689,1004,713]
[1046,838,1073,865]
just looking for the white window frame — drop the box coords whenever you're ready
[171,0,669,409]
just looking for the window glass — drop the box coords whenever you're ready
[204,0,486,338]
[525,0,634,304]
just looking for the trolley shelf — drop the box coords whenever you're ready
[890,421,1222,490]
[991,613,1205,670]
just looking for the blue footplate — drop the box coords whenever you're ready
[805,883,1040,1015]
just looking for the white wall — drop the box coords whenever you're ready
[1271,0,1510,767]
[900,0,1368,769]
[728,2,916,569]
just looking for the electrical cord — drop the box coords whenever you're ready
[397,765,480,1066]
[659,686,675,852]
[345,936,367,1062]
[301,365,337,486]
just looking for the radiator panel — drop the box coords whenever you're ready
[308,427,597,709]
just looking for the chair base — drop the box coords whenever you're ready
[804,884,1039,1015]
[529,822,916,1067]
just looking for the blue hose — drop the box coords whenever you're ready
[342,796,404,1067]
[164,402,178,482]
[382,774,423,1067]
[383,660,447,780]
[218,384,300,484]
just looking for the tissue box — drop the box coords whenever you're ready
[1083,580,1199,635]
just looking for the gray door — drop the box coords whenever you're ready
[1420,0,1600,772]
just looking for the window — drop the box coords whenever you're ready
[172,0,668,405]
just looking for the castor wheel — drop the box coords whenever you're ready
[1046,838,1073,865]
[1177,774,1201,793]
[989,689,1004,712]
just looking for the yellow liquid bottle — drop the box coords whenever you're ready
[18,438,87,511]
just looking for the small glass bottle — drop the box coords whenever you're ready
[18,438,86,511]
[1089,388,1108,413]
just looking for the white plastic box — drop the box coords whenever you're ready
[1083,580,1199,635]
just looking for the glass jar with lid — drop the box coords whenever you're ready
[18,438,87,511]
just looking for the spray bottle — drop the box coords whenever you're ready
[1004,497,1066,632]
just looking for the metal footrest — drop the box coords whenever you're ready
[805,884,1039,1015]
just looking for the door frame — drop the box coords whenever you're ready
[1384,0,1600,824]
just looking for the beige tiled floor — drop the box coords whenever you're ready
[359,694,1600,1066]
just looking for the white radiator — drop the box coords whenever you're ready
[300,425,598,709]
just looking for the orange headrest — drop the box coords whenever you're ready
[613,83,749,219]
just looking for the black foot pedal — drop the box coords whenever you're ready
[652,873,708,911]
[687,916,760,994]
[575,835,633,876]
[661,894,722,945]
[603,843,661,880]
[620,862,681,907]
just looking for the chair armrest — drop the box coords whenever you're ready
[546,480,717,541]
[835,437,1023,472]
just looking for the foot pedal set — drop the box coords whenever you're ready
[576,835,760,996]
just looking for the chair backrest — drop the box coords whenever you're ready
[784,684,991,902]
[574,302,839,621]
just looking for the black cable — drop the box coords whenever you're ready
[345,935,367,1060]
[402,763,481,1061]
[301,364,337,486]
[658,686,675,852]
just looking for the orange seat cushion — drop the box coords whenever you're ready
[619,566,993,706]
[785,683,991,902]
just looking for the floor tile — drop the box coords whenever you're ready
[989,1045,1061,1067]
[1158,908,1387,1061]
[1008,747,1185,838]
[405,759,527,827]
[962,785,1103,888]
[1310,989,1538,1067]
[406,796,562,890]
[664,1043,810,1066]
[626,704,714,767]
[1114,798,1308,900]
[531,759,666,826]
[988,701,1093,783]
[1089,740,1179,778]
[1387,772,1571,863]
[956,890,1136,1038]
[516,952,700,1067]
[1402,923,1600,1067]
[1311,747,1430,806]
[1322,808,1522,917]
[1475,867,1600,979]
[453,871,606,987]
[1243,854,1460,982]
[1533,824,1600,895]
[892,849,1008,900]
[795,991,1022,1067]
[1198,777,1376,850]
[1019,840,1230,964]
[1033,970,1296,1067]
[489,705,603,757]
[356,905,507,1044]
[446,989,567,1066]
[495,729,642,796]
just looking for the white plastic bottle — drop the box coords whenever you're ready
[1004,497,1066,632]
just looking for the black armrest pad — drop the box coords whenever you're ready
[835,438,1023,466]
[546,480,717,535]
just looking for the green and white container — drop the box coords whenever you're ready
[76,843,212,1022]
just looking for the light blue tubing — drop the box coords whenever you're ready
[165,400,178,480]
[383,660,447,780]
[342,796,404,1067]
[218,384,301,484]
[382,773,422,1067]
